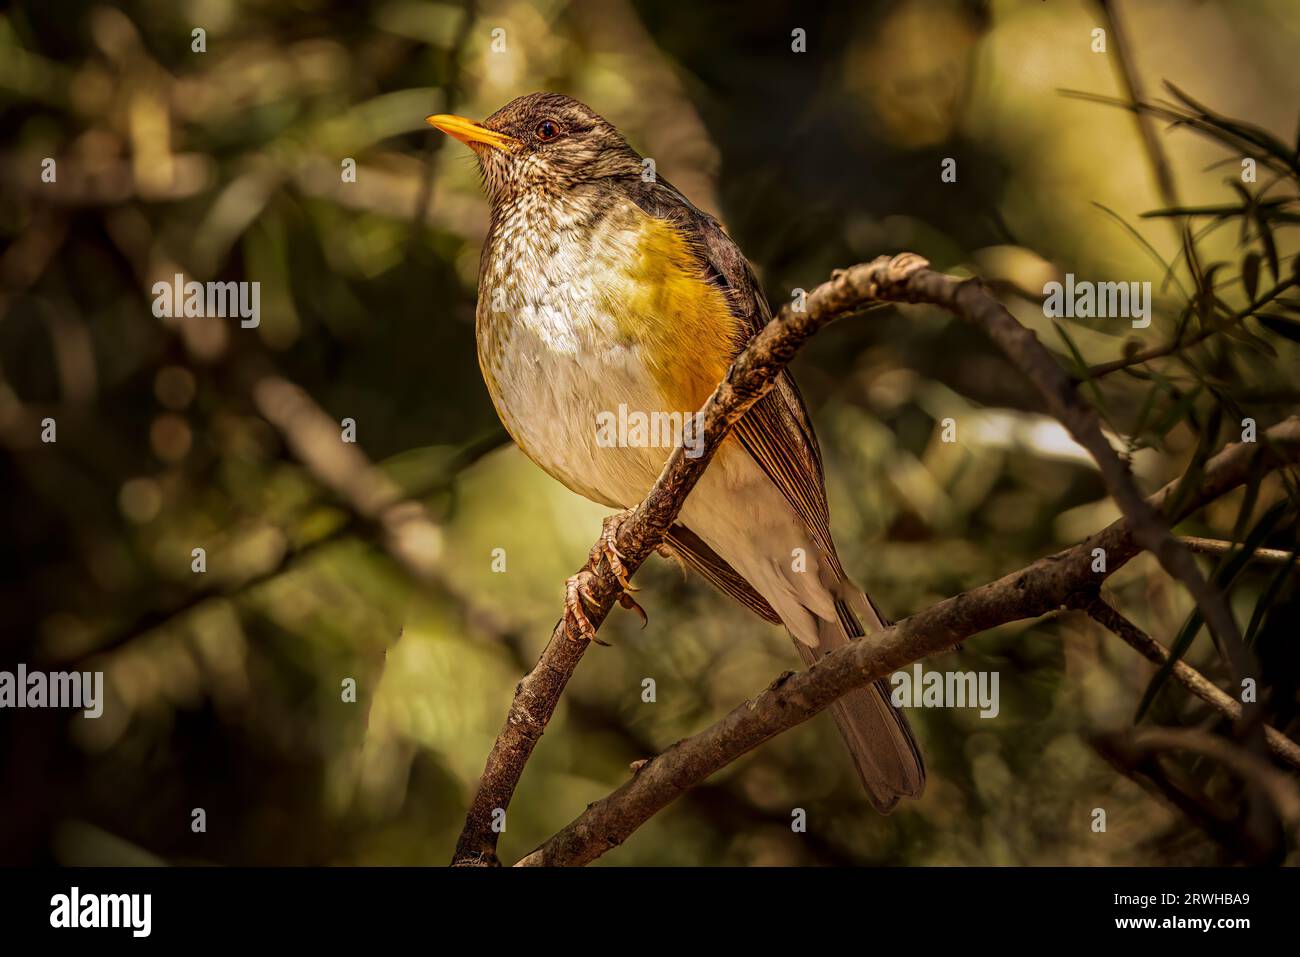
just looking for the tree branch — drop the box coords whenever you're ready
[453,246,1291,866]
[893,270,1257,707]
[450,252,934,865]
[517,415,1300,866]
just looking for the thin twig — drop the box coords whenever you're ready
[1178,536,1298,567]
[1078,595,1300,768]
[1096,0,1181,212]
[1081,278,1295,380]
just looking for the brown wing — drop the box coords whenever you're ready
[664,526,781,624]
[627,177,846,580]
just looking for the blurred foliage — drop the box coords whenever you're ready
[1,0,1299,866]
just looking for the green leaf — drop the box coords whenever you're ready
[1150,383,1204,441]
[1165,82,1300,173]
[1242,251,1261,301]
[1092,202,1190,299]
[1255,206,1281,283]
[1131,379,1168,446]
[1243,544,1299,647]
[1136,499,1290,721]
[1053,322,1114,425]
[1258,313,1300,343]
[1135,199,1292,218]
[1165,405,1221,520]
[1228,180,1256,247]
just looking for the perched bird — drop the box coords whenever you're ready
[428,93,924,812]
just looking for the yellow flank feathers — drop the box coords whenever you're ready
[600,216,741,412]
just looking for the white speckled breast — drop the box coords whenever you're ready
[476,190,677,508]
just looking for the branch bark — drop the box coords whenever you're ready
[517,416,1300,866]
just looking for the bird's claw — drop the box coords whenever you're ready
[618,590,648,628]
[600,509,649,629]
[594,509,638,592]
[564,571,610,645]
[565,510,651,643]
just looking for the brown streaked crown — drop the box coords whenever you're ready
[474,93,645,207]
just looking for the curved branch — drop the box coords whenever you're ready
[517,416,1300,866]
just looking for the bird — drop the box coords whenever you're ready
[428,92,924,813]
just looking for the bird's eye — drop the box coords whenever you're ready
[535,119,561,141]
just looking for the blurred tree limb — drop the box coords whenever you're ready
[407,0,476,247]
[1094,727,1300,864]
[61,377,507,666]
[1077,595,1300,768]
[453,252,1290,866]
[1095,0,1181,214]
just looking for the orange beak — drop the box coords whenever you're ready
[425,113,518,151]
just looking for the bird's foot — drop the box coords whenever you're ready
[562,572,647,644]
[564,570,609,645]
[597,509,649,630]
[591,508,638,592]
[617,590,648,629]
[563,510,650,643]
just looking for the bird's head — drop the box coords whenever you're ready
[426,93,643,208]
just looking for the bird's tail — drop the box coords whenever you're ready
[790,590,925,814]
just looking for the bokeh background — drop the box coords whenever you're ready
[2,0,1299,866]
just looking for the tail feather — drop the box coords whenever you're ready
[791,595,925,814]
